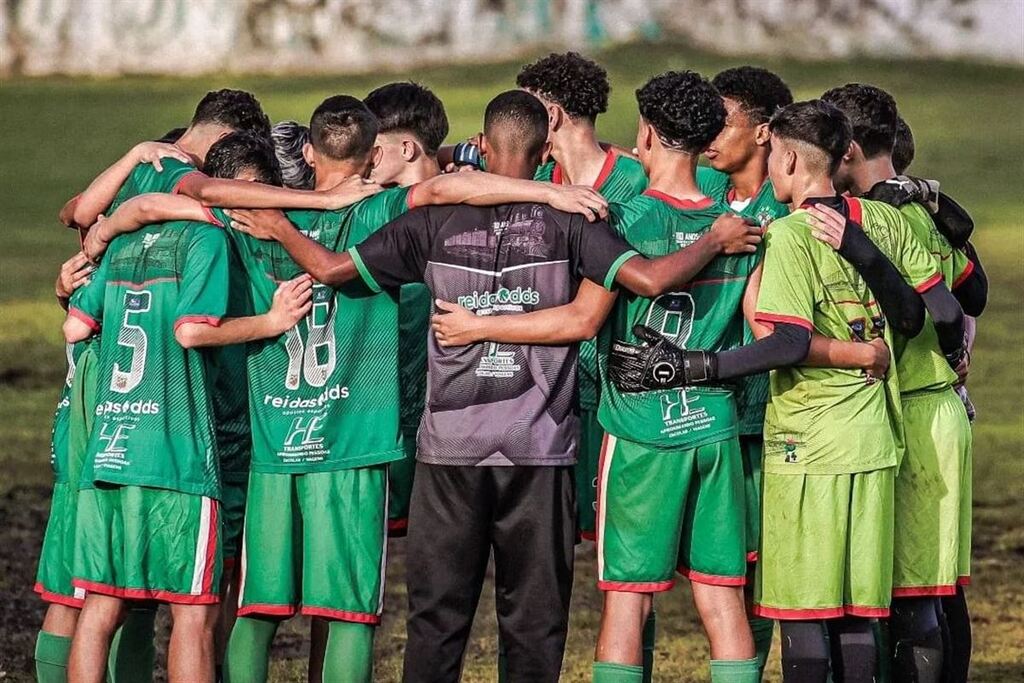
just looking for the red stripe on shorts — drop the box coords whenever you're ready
[237,604,298,618]
[677,566,746,586]
[301,606,382,624]
[597,579,675,594]
[202,500,219,595]
[892,584,958,598]
[34,582,85,609]
[72,579,219,605]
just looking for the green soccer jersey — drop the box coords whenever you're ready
[49,342,87,482]
[892,202,973,395]
[70,221,230,498]
[598,190,757,449]
[755,197,939,475]
[697,166,790,435]
[108,158,201,214]
[536,149,648,410]
[213,186,410,474]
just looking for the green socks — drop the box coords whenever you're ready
[710,658,761,683]
[224,616,279,683]
[35,630,72,683]
[107,607,157,683]
[749,616,774,678]
[642,611,656,683]
[593,661,644,682]
[873,618,892,683]
[321,620,374,683]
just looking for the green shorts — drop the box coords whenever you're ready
[387,434,416,537]
[237,467,388,624]
[893,389,973,596]
[596,435,747,592]
[755,467,894,619]
[576,408,603,540]
[35,345,98,608]
[221,478,248,570]
[740,435,763,562]
[73,485,222,604]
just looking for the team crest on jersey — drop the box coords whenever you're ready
[784,438,798,463]
[142,233,160,250]
[756,208,775,229]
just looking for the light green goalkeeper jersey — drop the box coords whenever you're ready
[212,186,412,474]
[70,220,230,498]
[892,202,973,395]
[598,189,758,449]
[697,166,790,436]
[536,149,648,410]
[755,197,939,475]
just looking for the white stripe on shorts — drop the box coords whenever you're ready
[596,435,617,583]
[190,496,213,595]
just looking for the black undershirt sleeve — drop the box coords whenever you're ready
[952,242,988,316]
[921,284,965,361]
[713,322,811,380]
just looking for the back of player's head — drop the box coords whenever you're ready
[892,116,915,174]
[769,100,852,174]
[516,52,609,123]
[156,127,187,144]
[636,71,726,154]
[191,89,271,138]
[712,66,793,125]
[820,83,898,159]
[483,90,549,160]
[204,131,283,186]
[309,95,379,162]
[364,82,449,156]
[271,121,315,190]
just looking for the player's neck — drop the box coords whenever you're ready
[550,126,607,186]
[850,156,897,197]
[398,156,442,186]
[173,130,210,168]
[647,151,704,201]
[791,175,837,209]
[728,152,769,201]
[313,164,364,191]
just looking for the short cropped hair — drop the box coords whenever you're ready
[364,82,449,156]
[712,66,793,124]
[191,89,271,138]
[204,131,282,186]
[516,52,609,122]
[821,83,898,159]
[636,71,726,154]
[484,90,549,159]
[769,100,853,175]
[309,95,379,161]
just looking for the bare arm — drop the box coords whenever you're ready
[431,279,617,347]
[176,276,313,348]
[63,315,95,344]
[83,193,212,260]
[177,173,381,211]
[70,142,193,228]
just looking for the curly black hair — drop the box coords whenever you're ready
[769,100,852,175]
[516,52,609,122]
[892,115,915,174]
[204,131,282,187]
[191,89,271,138]
[364,82,449,156]
[712,66,793,124]
[309,95,379,161]
[820,83,898,159]
[635,71,726,154]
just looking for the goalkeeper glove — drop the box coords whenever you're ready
[866,175,940,212]
[607,325,717,392]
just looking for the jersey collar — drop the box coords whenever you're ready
[643,188,715,210]
[552,147,617,191]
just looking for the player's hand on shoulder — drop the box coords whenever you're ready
[710,213,761,254]
[130,141,192,172]
[867,175,939,211]
[82,215,112,262]
[549,185,608,222]
[269,274,314,334]
[431,299,482,347]
[226,208,290,241]
[863,337,890,383]
[806,203,847,250]
[321,175,382,209]
[56,251,95,301]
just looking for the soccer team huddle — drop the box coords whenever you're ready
[32,52,988,683]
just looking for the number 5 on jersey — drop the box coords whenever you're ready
[112,290,152,394]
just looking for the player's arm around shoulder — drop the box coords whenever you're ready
[83,193,212,262]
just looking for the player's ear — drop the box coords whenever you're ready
[478,133,490,159]
[641,121,655,153]
[844,140,858,162]
[754,123,771,146]
[401,139,417,162]
[372,144,384,170]
[548,104,563,132]
[784,149,797,176]
[302,142,316,169]
[541,139,553,164]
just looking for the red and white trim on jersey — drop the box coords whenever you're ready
[34,582,85,609]
[173,315,223,332]
[643,189,715,211]
[172,170,206,195]
[952,259,975,290]
[551,148,617,191]
[754,312,814,332]
[201,206,224,228]
[754,603,890,620]
[190,497,219,597]
[914,271,943,293]
[677,565,746,587]
[68,307,101,332]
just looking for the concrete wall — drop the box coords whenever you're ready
[1,0,1021,76]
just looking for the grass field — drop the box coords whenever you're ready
[1,41,1022,681]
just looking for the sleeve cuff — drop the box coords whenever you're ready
[951,259,975,290]
[348,247,382,293]
[68,307,101,332]
[406,185,418,210]
[174,315,222,332]
[202,206,224,228]
[754,312,814,332]
[172,170,205,195]
[914,271,943,293]
[603,250,640,290]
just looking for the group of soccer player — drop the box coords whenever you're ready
[31,50,987,683]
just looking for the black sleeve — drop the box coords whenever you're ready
[713,323,811,380]
[566,214,638,290]
[933,192,975,249]
[921,283,965,362]
[351,206,436,290]
[952,241,987,317]
[838,225,925,338]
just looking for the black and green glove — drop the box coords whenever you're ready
[608,325,717,392]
